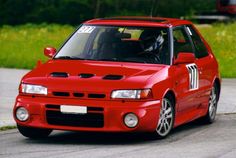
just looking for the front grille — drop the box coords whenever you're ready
[52,92,70,97]
[51,91,106,99]
[46,110,104,128]
[88,93,106,98]
[73,92,84,98]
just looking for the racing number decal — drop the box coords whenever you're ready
[186,64,199,90]
[77,26,96,33]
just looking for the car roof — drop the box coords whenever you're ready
[84,16,192,28]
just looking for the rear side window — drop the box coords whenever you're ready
[186,26,209,58]
[173,27,194,58]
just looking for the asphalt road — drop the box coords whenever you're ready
[0,114,236,158]
[1,68,236,158]
[0,68,29,127]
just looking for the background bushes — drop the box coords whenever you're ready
[0,0,215,26]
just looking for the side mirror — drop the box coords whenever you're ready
[174,52,195,65]
[44,47,57,58]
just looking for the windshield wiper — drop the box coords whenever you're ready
[99,58,146,63]
[99,58,120,62]
[54,56,85,60]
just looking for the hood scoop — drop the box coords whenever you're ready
[103,75,123,80]
[79,73,95,78]
[50,72,68,78]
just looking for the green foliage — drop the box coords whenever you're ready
[0,23,235,77]
[0,0,215,26]
[155,0,215,17]
[198,23,236,78]
[0,0,94,25]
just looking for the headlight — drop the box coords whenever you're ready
[21,83,47,95]
[111,89,152,99]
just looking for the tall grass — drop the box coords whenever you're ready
[198,23,236,78]
[0,23,235,77]
[0,24,74,69]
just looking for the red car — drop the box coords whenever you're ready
[14,17,221,139]
[217,0,236,15]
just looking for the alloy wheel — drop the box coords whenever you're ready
[156,98,174,137]
[209,87,217,120]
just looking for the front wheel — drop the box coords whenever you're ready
[17,124,52,139]
[155,95,175,138]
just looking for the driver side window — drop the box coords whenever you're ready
[173,27,194,58]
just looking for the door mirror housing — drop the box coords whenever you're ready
[44,47,57,58]
[174,52,195,65]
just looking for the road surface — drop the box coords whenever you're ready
[0,114,236,158]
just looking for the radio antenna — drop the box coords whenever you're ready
[150,0,158,17]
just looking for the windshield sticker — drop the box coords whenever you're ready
[78,26,96,33]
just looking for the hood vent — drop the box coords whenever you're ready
[103,75,123,80]
[73,92,84,97]
[50,72,68,78]
[79,73,95,78]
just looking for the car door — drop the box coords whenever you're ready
[172,26,201,120]
[185,25,213,107]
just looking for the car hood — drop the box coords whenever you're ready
[22,60,167,93]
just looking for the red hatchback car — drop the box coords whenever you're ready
[14,17,221,139]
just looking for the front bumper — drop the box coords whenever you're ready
[13,95,161,132]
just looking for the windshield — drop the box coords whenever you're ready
[55,25,170,64]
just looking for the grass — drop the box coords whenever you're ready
[197,23,236,78]
[0,23,74,69]
[0,23,235,77]
[0,125,16,131]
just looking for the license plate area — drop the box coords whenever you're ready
[60,105,87,114]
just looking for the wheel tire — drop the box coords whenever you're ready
[17,124,52,139]
[200,82,219,124]
[154,94,175,139]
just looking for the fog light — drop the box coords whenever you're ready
[16,107,29,121]
[124,113,138,128]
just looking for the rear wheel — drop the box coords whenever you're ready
[155,95,175,138]
[200,83,219,124]
[17,124,52,139]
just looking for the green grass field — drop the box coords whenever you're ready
[0,24,74,69]
[198,23,236,78]
[0,23,235,77]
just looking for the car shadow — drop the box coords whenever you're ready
[22,119,214,145]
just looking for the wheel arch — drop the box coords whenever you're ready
[163,89,176,110]
[214,77,221,101]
